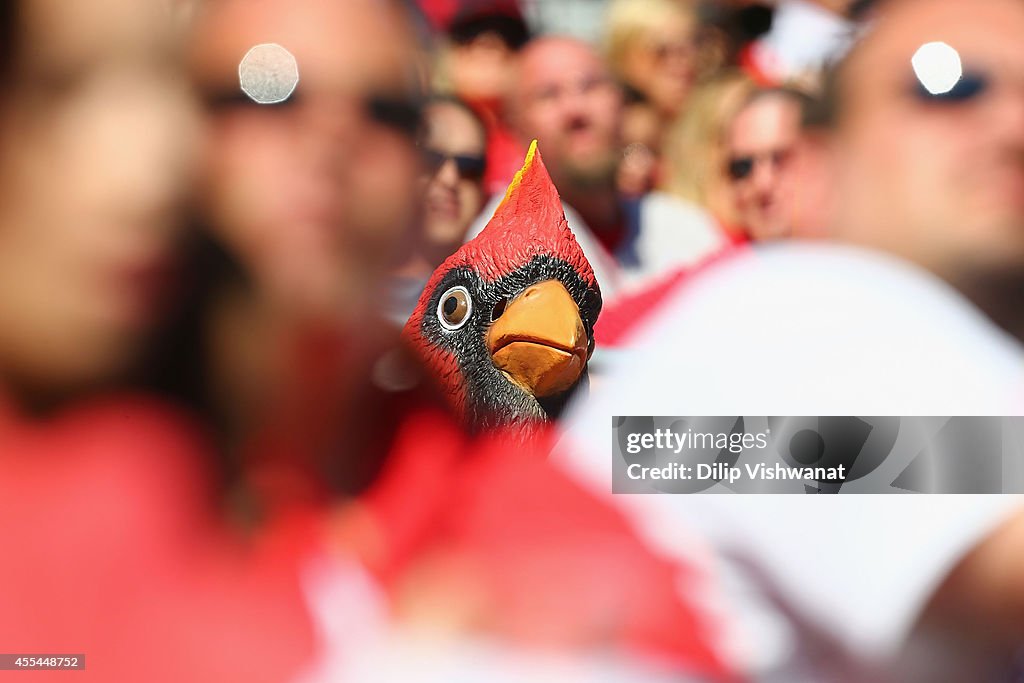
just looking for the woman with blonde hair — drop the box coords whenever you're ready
[604,0,701,121]
[661,69,756,240]
[604,0,708,198]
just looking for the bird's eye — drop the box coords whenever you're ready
[437,286,473,330]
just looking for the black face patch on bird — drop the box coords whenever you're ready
[416,253,602,432]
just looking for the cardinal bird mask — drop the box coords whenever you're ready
[403,142,602,433]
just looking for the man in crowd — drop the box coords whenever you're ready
[561,0,1024,680]
[187,0,430,463]
[723,88,807,241]
[471,36,728,299]
[827,0,1024,341]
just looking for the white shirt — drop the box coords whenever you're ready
[750,0,856,84]
[557,243,1024,681]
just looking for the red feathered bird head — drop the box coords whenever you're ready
[403,142,602,433]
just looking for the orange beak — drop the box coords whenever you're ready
[486,280,589,398]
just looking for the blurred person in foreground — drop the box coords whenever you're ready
[722,87,808,241]
[471,35,728,301]
[0,2,318,682]
[188,0,427,470]
[390,95,488,323]
[0,1,193,407]
[188,1,734,680]
[558,0,1024,680]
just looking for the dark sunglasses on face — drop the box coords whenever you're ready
[912,71,989,103]
[649,40,695,63]
[726,149,792,181]
[422,148,486,181]
[201,87,424,138]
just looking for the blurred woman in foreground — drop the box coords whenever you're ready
[0,3,315,681]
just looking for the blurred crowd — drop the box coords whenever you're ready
[4,0,1024,681]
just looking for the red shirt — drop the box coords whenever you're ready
[0,394,315,683]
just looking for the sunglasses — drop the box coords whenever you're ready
[726,149,792,181]
[912,71,989,103]
[648,39,695,63]
[202,88,424,138]
[422,148,486,181]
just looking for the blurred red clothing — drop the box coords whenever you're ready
[240,325,734,678]
[482,115,527,196]
[0,394,315,683]
[355,409,733,678]
[0,334,735,681]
